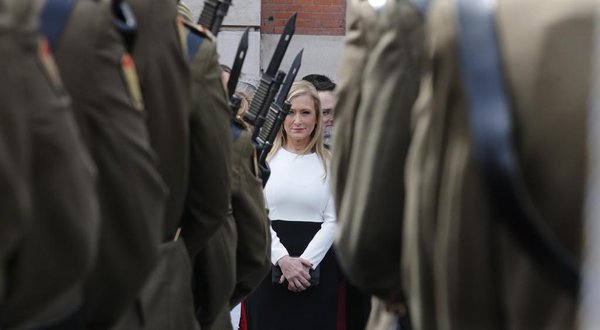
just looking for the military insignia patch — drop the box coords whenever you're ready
[37,37,64,92]
[120,53,144,112]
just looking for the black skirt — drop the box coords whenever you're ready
[245,220,339,330]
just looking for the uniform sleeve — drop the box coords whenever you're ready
[230,133,271,302]
[300,195,336,268]
[181,38,233,258]
[0,77,30,308]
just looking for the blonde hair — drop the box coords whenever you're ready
[269,81,330,178]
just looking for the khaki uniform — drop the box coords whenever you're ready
[51,0,167,327]
[181,26,234,329]
[402,0,590,328]
[332,0,424,327]
[2,0,100,328]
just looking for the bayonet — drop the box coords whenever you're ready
[227,28,249,99]
[258,101,292,185]
[255,49,303,147]
[211,0,232,35]
[252,70,286,143]
[255,50,303,185]
[198,0,218,28]
[244,13,297,125]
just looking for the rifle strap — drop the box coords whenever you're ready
[183,21,211,62]
[408,0,430,16]
[39,0,76,52]
[231,121,243,141]
[456,0,580,296]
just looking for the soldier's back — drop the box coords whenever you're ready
[403,0,594,328]
[49,0,167,327]
[1,0,100,328]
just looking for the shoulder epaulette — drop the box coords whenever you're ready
[182,20,215,62]
[39,0,76,52]
[182,20,215,42]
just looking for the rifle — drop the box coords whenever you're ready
[211,0,232,35]
[198,0,232,36]
[243,13,297,125]
[228,28,249,101]
[228,29,250,141]
[255,50,304,185]
[251,70,286,142]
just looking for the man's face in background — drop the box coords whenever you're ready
[318,90,336,147]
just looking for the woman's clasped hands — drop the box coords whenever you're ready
[277,256,313,292]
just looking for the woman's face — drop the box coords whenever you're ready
[284,94,317,147]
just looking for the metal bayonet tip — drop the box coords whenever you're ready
[285,13,298,31]
[240,27,249,49]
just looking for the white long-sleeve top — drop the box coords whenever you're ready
[264,148,336,268]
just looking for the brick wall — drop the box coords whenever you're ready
[261,0,346,35]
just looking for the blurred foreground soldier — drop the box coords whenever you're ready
[1,0,100,328]
[332,0,424,328]
[114,0,197,328]
[402,0,591,328]
[47,0,167,327]
[228,94,271,309]
[581,42,600,328]
[0,0,32,313]
[188,36,235,329]
[176,6,234,328]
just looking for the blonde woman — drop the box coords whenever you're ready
[245,81,338,329]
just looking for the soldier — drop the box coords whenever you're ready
[332,0,424,328]
[402,0,591,328]
[1,0,100,328]
[114,0,198,328]
[41,0,168,328]
[228,92,271,311]
[0,0,32,312]
[175,7,235,328]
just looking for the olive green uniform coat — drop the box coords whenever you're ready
[181,28,234,330]
[0,0,32,312]
[128,0,191,241]
[332,0,424,327]
[115,0,197,329]
[229,128,270,308]
[402,0,590,328]
[51,0,167,327]
[204,126,271,330]
[1,0,100,328]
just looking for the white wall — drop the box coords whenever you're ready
[186,0,260,26]
[260,34,344,82]
[216,30,261,78]
[184,0,345,83]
